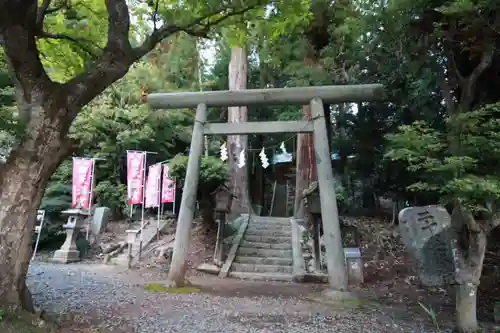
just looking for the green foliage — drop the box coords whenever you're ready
[385,102,500,213]
[34,221,66,251]
[168,154,228,194]
[39,182,72,217]
[38,35,200,219]
[37,0,108,82]
[0,50,17,161]
[94,181,128,219]
[39,160,72,218]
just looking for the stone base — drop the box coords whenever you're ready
[52,249,80,264]
[292,273,305,283]
[196,263,220,275]
[302,273,329,283]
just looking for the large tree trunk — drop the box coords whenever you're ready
[227,47,251,216]
[0,0,253,310]
[294,105,317,218]
[293,0,331,218]
[449,206,488,332]
[0,102,72,310]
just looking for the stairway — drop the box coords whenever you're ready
[229,216,294,281]
[130,220,168,257]
[111,220,168,265]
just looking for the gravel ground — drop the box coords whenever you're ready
[27,262,449,333]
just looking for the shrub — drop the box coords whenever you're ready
[169,154,228,226]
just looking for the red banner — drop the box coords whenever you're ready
[161,164,176,203]
[145,163,161,208]
[127,151,146,204]
[72,158,93,209]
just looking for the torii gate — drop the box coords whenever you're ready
[148,84,384,290]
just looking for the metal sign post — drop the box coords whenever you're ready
[32,210,46,261]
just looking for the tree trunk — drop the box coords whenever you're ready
[449,207,488,332]
[294,105,317,218]
[455,283,479,332]
[0,104,72,310]
[227,47,250,217]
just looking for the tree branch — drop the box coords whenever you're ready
[38,32,102,58]
[134,2,264,57]
[460,43,495,110]
[105,0,133,53]
[152,0,160,31]
[439,75,455,115]
[64,0,264,116]
[36,0,69,29]
[0,2,54,98]
[36,0,52,28]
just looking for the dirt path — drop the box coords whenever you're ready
[27,262,450,333]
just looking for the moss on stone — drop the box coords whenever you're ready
[143,282,200,294]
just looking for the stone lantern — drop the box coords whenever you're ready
[52,208,89,264]
[212,185,235,266]
[214,185,234,214]
[125,229,140,269]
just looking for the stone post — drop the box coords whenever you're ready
[310,97,348,291]
[52,209,88,264]
[291,218,306,281]
[126,229,140,269]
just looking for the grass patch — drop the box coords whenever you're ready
[143,282,201,294]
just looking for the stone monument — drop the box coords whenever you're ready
[398,205,454,286]
[89,206,111,244]
[52,209,88,264]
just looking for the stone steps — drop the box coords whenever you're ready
[234,256,293,266]
[229,216,294,282]
[240,240,291,250]
[109,220,168,266]
[251,217,290,225]
[131,221,167,257]
[231,263,293,274]
[237,247,292,257]
[246,226,291,233]
[244,235,290,243]
[244,229,290,237]
[228,271,294,281]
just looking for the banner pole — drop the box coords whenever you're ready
[137,151,158,261]
[156,163,161,241]
[138,151,147,261]
[85,157,105,240]
[86,158,96,240]
[159,161,168,221]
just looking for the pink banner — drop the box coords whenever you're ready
[161,164,176,203]
[145,163,161,208]
[72,158,93,209]
[127,151,146,204]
